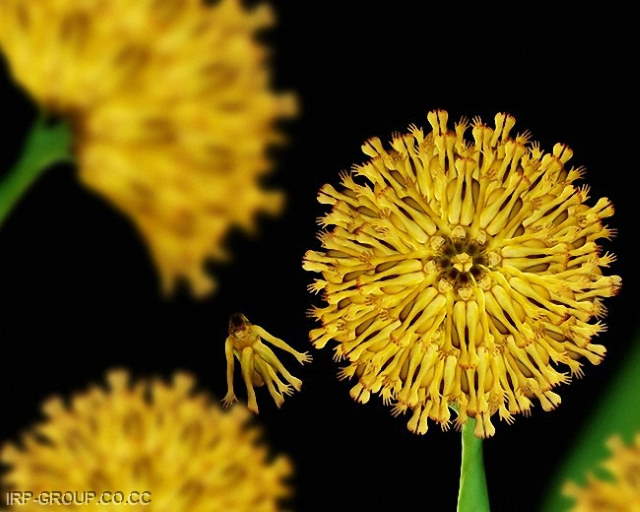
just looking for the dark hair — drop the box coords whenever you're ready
[229,313,249,334]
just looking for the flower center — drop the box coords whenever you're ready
[435,236,488,289]
[452,252,473,273]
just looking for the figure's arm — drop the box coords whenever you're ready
[254,325,312,364]
[222,337,238,407]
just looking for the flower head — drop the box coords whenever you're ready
[1,370,292,511]
[303,110,620,437]
[564,435,640,511]
[223,313,312,413]
[0,0,295,296]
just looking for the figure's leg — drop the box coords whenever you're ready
[257,356,295,396]
[241,347,259,413]
[252,371,265,387]
[269,366,295,397]
[255,342,303,391]
[255,359,285,408]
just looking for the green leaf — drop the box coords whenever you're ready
[542,335,640,511]
[458,419,491,512]
[0,116,73,227]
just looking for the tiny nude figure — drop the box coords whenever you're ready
[222,313,312,413]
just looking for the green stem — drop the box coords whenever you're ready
[457,419,491,512]
[0,116,73,227]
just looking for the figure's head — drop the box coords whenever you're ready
[229,313,250,338]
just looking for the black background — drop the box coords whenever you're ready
[0,3,635,511]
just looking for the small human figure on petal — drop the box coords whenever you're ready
[222,313,312,413]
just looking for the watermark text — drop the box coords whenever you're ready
[4,490,151,506]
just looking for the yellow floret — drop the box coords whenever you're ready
[0,0,295,296]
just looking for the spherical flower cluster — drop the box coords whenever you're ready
[1,370,292,511]
[304,110,620,437]
[0,0,295,296]
[565,435,640,511]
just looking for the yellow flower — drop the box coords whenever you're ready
[303,110,620,437]
[564,435,640,511]
[223,313,312,413]
[1,370,292,511]
[0,0,295,296]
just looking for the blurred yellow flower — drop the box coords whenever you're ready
[303,110,620,437]
[223,313,312,413]
[1,370,292,511]
[564,435,640,511]
[0,0,295,296]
